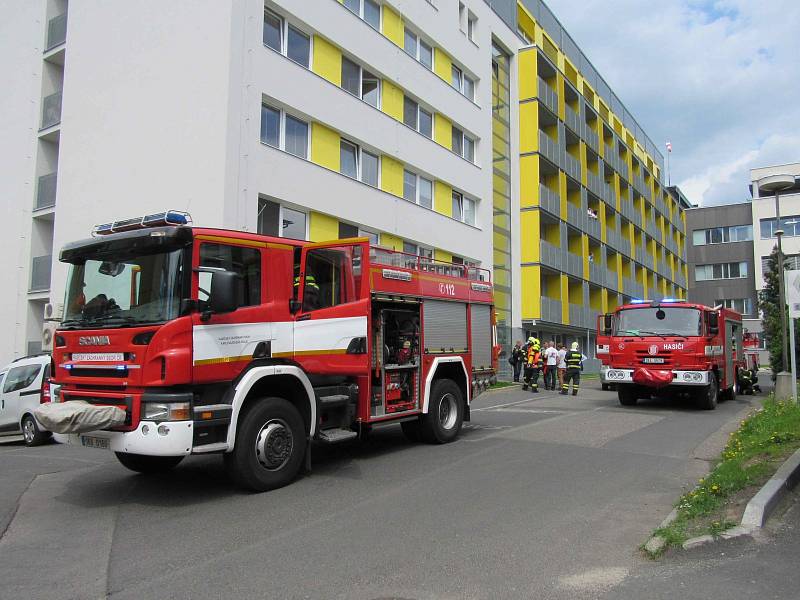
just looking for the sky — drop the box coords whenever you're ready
[547,0,800,206]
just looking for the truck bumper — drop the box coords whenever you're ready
[54,420,193,456]
[605,369,710,386]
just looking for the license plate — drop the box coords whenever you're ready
[72,353,125,362]
[80,435,109,449]
[642,357,665,364]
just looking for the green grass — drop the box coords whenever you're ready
[646,397,800,556]
[489,380,519,389]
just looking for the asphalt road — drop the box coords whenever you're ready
[0,382,789,600]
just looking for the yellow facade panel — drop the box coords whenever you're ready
[434,113,453,150]
[520,154,540,208]
[518,49,537,100]
[311,35,342,86]
[519,101,539,154]
[434,181,452,217]
[380,232,402,250]
[521,265,541,320]
[380,155,404,197]
[434,248,452,263]
[310,122,340,171]
[382,4,403,46]
[309,211,338,242]
[433,48,452,83]
[381,79,404,121]
[520,210,540,263]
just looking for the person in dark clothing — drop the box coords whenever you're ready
[523,338,543,392]
[561,341,583,396]
[509,341,525,382]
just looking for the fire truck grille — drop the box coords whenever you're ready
[634,350,674,367]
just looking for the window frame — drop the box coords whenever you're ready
[403,27,434,70]
[339,139,381,188]
[467,12,477,42]
[260,103,311,160]
[451,126,475,162]
[340,138,360,180]
[340,55,382,109]
[263,9,312,70]
[402,169,433,209]
[344,0,382,31]
[198,243,263,308]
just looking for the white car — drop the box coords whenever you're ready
[0,353,53,446]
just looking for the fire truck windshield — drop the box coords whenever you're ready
[615,307,701,337]
[61,248,185,329]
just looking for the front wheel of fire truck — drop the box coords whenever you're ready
[617,386,638,406]
[114,453,184,474]
[224,397,305,492]
[421,379,464,444]
[696,372,719,410]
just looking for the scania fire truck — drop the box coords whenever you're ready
[48,212,497,491]
[597,300,743,410]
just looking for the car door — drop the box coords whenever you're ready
[0,365,39,431]
[16,364,44,420]
[0,371,9,430]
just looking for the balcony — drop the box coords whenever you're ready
[565,251,583,278]
[564,152,581,182]
[584,127,599,153]
[541,297,562,323]
[540,241,564,271]
[566,202,587,231]
[538,130,561,166]
[646,219,659,239]
[35,173,57,210]
[46,13,67,51]
[29,255,52,292]
[586,215,601,239]
[40,91,62,130]
[606,270,618,291]
[586,172,602,197]
[589,262,606,286]
[569,304,590,329]
[656,196,667,216]
[539,184,561,217]
[537,77,559,115]
[617,160,629,180]
[565,105,582,136]
[601,182,614,206]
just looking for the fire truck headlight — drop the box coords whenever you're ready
[143,402,191,422]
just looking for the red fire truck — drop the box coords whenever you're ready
[48,212,497,491]
[597,300,743,410]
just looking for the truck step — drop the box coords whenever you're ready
[318,394,349,407]
[317,427,358,444]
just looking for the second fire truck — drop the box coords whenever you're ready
[597,300,743,409]
[46,212,497,491]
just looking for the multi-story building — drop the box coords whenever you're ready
[685,201,761,360]
[0,0,688,368]
[750,162,800,365]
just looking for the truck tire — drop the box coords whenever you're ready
[421,379,464,444]
[721,374,737,402]
[224,397,305,492]
[21,414,51,446]
[115,452,184,473]
[697,373,718,410]
[618,387,638,406]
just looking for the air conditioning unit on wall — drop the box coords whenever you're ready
[43,302,63,321]
[42,321,58,352]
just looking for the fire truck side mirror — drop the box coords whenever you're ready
[209,271,238,314]
[708,312,719,335]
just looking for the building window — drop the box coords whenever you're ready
[402,170,433,209]
[284,115,309,158]
[263,9,282,52]
[403,96,432,137]
[403,28,433,70]
[452,127,475,162]
[344,0,381,30]
[467,13,477,42]
[451,65,462,90]
[463,75,475,101]
[340,222,378,244]
[340,139,359,179]
[760,216,800,239]
[692,224,752,246]
[695,261,748,281]
[263,10,311,69]
[340,56,381,108]
[260,104,309,159]
[715,298,754,315]
[258,198,308,240]
[452,191,475,225]
[199,244,262,307]
[361,150,379,187]
[287,26,310,67]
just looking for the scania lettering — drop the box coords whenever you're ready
[47,211,498,491]
[597,300,743,410]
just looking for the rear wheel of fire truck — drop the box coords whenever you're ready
[617,386,638,406]
[420,379,464,444]
[114,453,184,474]
[224,397,305,492]
[696,373,719,410]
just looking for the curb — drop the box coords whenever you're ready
[680,447,800,551]
[642,508,679,557]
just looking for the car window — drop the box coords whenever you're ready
[2,365,42,393]
[199,243,262,307]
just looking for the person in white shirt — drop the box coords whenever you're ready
[543,341,559,390]
[557,343,567,389]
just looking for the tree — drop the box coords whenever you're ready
[758,246,800,375]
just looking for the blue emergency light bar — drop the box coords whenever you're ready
[93,211,192,236]
[629,299,649,304]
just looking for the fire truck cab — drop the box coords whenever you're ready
[597,300,743,410]
[49,212,497,491]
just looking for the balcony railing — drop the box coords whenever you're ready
[589,262,606,286]
[566,251,583,278]
[584,127,599,152]
[617,159,629,180]
[606,270,618,291]
[537,77,559,114]
[586,172,602,197]
[601,182,614,206]
[41,91,62,129]
[540,241,563,271]
[566,202,587,231]
[565,105,582,136]
[541,296,562,323]
[35,172,57,210]
[30,255,52,292]
[569,304,588,329]
[539,184,561,217]
[646,219,659,239]
[46,13,67,51]
[586,215,601,239]
[564,152,581,181]
[538,130,561,166]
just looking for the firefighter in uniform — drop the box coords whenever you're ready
[561,342,583,396]
[738,367,756,395]
[293,275,321,310]
[522,337,543,393]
